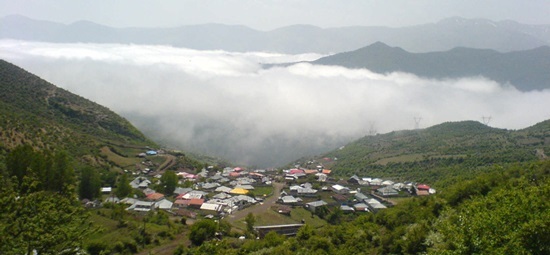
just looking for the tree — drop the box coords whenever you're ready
[48,150,75,195]
[189,219,218,246]
[78,166,101,200]
[159,170,177,195]
[0,175,90,255]
[245,213,256,233]
[115,174,132,198]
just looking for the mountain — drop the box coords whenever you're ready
[0,59,153,162]
[311,42,550,91]
[1,15,549,54]
[302,120,549,183]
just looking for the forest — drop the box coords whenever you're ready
[1,144,548,254]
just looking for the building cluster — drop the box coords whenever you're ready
[100,167,276,218]
[277,168,436,214]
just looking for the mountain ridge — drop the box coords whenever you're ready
[311,42,550,91]
[1,15,549,53]
[0,59,154,162]
[299,120,549,183]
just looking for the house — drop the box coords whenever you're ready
[200,203,223,212]
[305,200,328,213]
[276,205,292,215]
[104,197,120,204]
[417,184,431,190]
[174,187,192,196]
[212,193,232,199]
[366,198,387,211]
[340,205,355,212]
[370,178,383,186]
[280,195,302,205]
[331,184,350,194]
[215,186,233,193]
[146,192,165,201]
[120,197,139,205]
[288,169,304,175]
[304,169,318,175]
[154,199,173,210]
[146,150,158,156]
[381,180,394,186]
[316,173,328,182]
[332,194,349,204]
[127,201,155,212]
[225,195,257,209]
[321,169,332,175]
[348,175,360,184]
[101,187,112,194]
[376,186,399,197]
[355,192,369,202]
[393,183,405,190]
[130,177,151,189]
[353,203,369,212]
[142,188,156,196]
[289,185,318,197]
[201,182,220,190]
[230,188,249,195]
[235,184,255,190]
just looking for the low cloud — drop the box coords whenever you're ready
[1,40,549,167]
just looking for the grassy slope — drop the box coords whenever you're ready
[306,120,549,185]
[0,59,156,163]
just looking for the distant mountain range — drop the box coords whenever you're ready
[310,42,550,91]
[1,15,549,54]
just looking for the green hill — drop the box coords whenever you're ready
[312,42,550,91]
[308,120,549,184]
[0,59,154,164]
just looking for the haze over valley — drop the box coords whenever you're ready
[2,39,550,167]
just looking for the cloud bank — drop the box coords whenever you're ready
[1,40,549,167]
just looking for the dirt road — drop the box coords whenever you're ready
[226,182,284,224]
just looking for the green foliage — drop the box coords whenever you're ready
[159,170,178,195]
[0,175,90,255]
[429,178,550,254]
[180,161,550,255]
[115,174,132,198]
[189,219,218,246]
[6,145,75,196]
[312,120,546,185]
[245,212,256,234]
[78,166,101,200]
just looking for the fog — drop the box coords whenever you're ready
[2,40,550,167]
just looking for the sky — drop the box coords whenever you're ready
[1,0,549,30]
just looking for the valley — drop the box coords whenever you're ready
[1,4,550,254]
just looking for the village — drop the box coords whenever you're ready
[95,150,437,236]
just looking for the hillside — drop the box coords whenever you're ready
[307,120,549,184]
[1,15,549,54]
[311,42,550,91]
[0,59,153,162]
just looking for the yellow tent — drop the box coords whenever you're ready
[230,188,249,195]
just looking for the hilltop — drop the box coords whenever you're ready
[0,59,158,166]
[311,42,550,91]
[300,120,549,184]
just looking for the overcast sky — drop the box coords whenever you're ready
[1,0,549,30]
